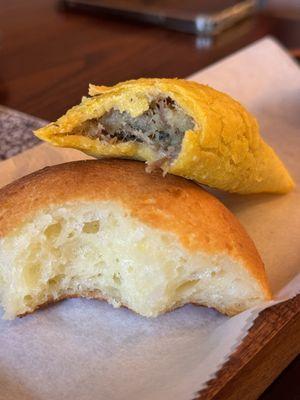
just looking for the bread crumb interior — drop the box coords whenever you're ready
[0,202,263,319]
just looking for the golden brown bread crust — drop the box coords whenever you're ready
[0,159,271,299]
[34,78,294,194]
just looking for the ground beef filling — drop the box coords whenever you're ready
[71,97,194,166]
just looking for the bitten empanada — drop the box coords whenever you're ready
[35,78,294,194]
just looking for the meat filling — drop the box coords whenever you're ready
[71,97,194,166]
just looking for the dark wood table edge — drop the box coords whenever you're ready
[194,293,300,400]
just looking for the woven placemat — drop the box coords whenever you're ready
[0,105,46,160]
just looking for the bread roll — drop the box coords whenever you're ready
[0,160,271,319]
[34,78,294,194]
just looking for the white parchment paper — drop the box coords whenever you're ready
[0,37,299,400]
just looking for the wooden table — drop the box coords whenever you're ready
[0,1,299,399]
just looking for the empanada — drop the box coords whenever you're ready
[0,160,270,319]
[35,78,294,194]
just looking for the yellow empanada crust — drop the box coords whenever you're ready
[35,78,294,194]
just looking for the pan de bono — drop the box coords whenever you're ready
[0,160,271,319]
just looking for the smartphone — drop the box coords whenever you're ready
[62,0,260,35]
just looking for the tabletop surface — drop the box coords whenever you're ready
[0,1,299,399]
